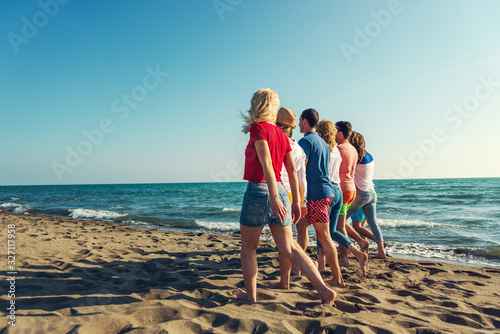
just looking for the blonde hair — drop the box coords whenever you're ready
[317,120,337,152]
[242,88,280,134]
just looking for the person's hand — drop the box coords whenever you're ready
[270,196,287,223]
[291,202,301,225]
[300,206,308,219]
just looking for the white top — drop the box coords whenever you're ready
[281,139,307,200]
[329,148,342,185]
[354,152,375,192]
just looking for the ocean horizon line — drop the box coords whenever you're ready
[1,175,500,187]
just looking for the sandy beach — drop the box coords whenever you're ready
[1,211,499,334]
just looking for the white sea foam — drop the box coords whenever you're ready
[69,208,125,220]
[387,241,500,268]
[0,202,30,214]
[377,218,460,228]
[194,220,239,232]
[122,219,155,229]
[10,197,20,201]
[222,208,239,212]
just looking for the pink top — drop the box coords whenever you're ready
[337,140,358,192]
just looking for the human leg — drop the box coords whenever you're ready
[273,184,295,287]
[292,215,309,275]
[345,222,369,253]
[296,216,309,251]
[271,249,292,289]
[345,193,370,252]
[353,219,375,242]
[317,186,341,271]
[269,224,336,304]
[312,222,345,287]
[238,225,265,303]
[362,191,386,259]
[317,249,326,271]
[333,192,368,275]
[336,191,355,265]
[350,209,373,241]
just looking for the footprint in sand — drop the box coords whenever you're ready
[394,289,434,302]
[191,288,213,299]
[434,312,484,329]
[440,301,459,308]
[442,281,476,295]
[345,292,381,305]
[162,320,204,334]
[79,318,132,334]
[133,289,174,301]
[453,270,491,279]
[185,232,202,237]
[388,262,418,274]
[424,266,448,275]
[129,306,181,326]
[260,303,299,315]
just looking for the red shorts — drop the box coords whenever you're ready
[306,197,333,225]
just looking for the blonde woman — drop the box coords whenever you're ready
[236,89,336,305]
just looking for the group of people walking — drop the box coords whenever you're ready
[236,88,386,305]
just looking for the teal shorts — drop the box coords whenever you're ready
[350,209,365,222]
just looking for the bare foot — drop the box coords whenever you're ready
[268,281,290,290]
[359,239,370,253]
[373,253,387,259]
[234,288,252,303]
[339,256,350,267]
[318,255,326,272]
[325,275,346,288]
[373,242,388,259]
[355,252,368,277]
[320,288,337,306]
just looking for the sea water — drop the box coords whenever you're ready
[1,178,499,268]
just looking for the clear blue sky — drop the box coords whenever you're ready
[1,0,499,185]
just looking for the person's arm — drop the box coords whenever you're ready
[284,151,301,225]
[295,155,307,206]
[254,140,287,223]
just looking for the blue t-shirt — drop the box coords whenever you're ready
[298,132,334,201]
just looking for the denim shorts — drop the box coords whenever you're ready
[240,182,292,227]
